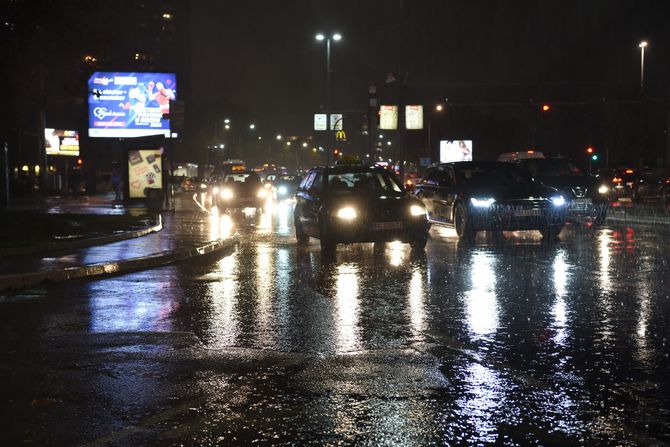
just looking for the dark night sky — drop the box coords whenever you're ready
[187,0,668,140]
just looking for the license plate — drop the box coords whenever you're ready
[372,221,403,231]
[514,209,541,217]
[573,198,592,204]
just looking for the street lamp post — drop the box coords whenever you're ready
[639,41,648,96]
[316,32,342,164]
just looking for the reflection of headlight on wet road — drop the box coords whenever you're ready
[336,207,357,219]
[220,188,233,199]
[410,204,426,216]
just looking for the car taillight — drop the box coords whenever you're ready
[612,177,622,183]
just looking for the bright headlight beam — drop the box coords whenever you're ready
[257,188,268,198]
[551,196,566,206]
[336,207,357,219]
[470,197,495,207]
[410,204,426,216]
[220,189,233,199]
[598,185,609,194]
[278,186,288,195]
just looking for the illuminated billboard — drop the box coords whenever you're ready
[405,105,423,130]
[379,105,398,130]
[440,140,473,163]
[88,72,176,138]
[128,149,163,198]
[45,128,80,156]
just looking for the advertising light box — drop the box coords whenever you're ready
[379,105,398,130]
[128,149,163,198]
[405,105,424,130]
[88,72,176,138]
[440,140,473,163]
[45,128,80,156]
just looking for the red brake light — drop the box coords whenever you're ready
[625,169,634,174]
[527,150,535,154]
[612,177,622,183]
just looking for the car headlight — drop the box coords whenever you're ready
[336,207,357,219]
[220,188,233,199]
[598,185,609,194]
[257,188,268,198]
[551,196,566,206]
[410,204,426,216]
[278,186,288,195]
[200,183,207,189]
[212,186,219,195]
[470,197,495,208]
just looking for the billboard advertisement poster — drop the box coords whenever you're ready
[45,128,80,156]
[330,114,343,130]
[128,149,163,198]
[440,140,473,163]
[314,114,327,131]
[88,72,176,138]
[405,105,424,130]
[379,105,398,130]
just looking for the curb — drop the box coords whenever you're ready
[0,236,235,293]
[0,216,163,257]
[606,213,670,226]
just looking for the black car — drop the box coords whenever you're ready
[414,162,567,239]
[294,165,430,251]
[214,171,269,211]
[273,175,301,200]
[636,166,670,204]
[514,158,610,224]
[597,167,639,202]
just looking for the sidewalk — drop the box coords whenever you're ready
[0,193,234,292]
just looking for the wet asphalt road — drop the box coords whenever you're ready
[1,197,670,446]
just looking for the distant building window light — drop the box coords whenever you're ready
[134,53,149,61]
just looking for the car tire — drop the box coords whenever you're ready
[319,219,336,252]
[540,224,562,240]
[454,202,476,240]
[294,213,309,245]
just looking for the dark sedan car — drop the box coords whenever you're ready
[414,162,567,240]
[636,166,670,204]
[514,158,610,224]
[214,171,269,212]
[273,175,301,200]
[294,165,430,251]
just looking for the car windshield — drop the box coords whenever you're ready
[524,159,585,177]
[223,173,261,184]
[455,164,529,186]
[327,171,402,194]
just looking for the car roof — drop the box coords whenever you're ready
[437,161,509,170]
[320,165,393,174]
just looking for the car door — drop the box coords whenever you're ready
[433,168,457,223]
[296,170,324,236]
[414,168,439,219]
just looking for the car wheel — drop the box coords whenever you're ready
[294,213,309,245]
[454,202,476,240]
[540,224,562,240]
[410,232,428,250]
[319,219,336,252]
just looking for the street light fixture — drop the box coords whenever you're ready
[224,118,230,124]
[249,123,256,130]
[276,134,282,140]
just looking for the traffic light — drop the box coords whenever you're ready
[541,104,551,112]
[586,147,593,154]
[591,154,599,161]
[333,149,340,156]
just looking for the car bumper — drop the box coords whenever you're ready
[469,207,566,231]
[218,197,265,208]
[326,218,430,243]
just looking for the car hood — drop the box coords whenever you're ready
[532,175,598,197]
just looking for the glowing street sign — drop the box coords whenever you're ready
[405,105,424,130]
[314,114,327,131]
[380,105,398,130]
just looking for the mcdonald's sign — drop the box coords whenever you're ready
[335,130,347,141]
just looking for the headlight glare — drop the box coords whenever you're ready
[278,186,288,195]
[257,188,268,198]
[200,183,207,189]
[212,186,219,195]
[336,207,357,220]
[410,204,426,216]
[470,197,495,207]
[598,185,609,194]
[220,188,233,199]
[551,196,566,206]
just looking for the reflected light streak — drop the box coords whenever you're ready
[208,212,233,240]
[276,200,292,235]
[335,263,361,353]
[387,240,406,267]
[598,230,612,295]
[257,197,275,231]
[465,251,498,338]
[435,227,458,239]
[255,243,275,346]
[209,253,239,345]
[458,363,504,443]
[552,249,570,346]
[408,267,427,337]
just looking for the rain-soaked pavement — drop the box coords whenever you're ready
[1,196,670,445]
